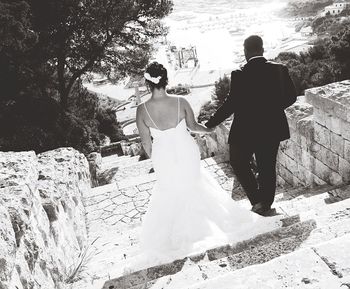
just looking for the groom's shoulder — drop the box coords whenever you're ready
[230,68,243,78]
[265,60,287,70]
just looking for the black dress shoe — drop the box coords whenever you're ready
[260,208,278,217]
[251,202,274,216]
[251,202,267,214]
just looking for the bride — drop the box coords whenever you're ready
[134,62,281,267]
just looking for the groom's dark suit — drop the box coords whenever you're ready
[205,56,297,208]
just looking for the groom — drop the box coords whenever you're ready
[205,35,297,216]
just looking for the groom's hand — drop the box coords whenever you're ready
[204,120,214,129]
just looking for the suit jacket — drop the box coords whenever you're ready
[205,57,297,144]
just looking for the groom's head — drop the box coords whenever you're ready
[244,35,264,61]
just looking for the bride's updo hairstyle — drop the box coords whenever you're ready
[144,62,168,90]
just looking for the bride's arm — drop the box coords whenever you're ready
[136,105,152,157]
[182,98,214,133]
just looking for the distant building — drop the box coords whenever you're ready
[300,26,313,37]
[324,0,350,16]
[175,46,199,69]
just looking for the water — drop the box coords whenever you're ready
[162,0,302,70]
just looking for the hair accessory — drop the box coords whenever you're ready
[144,73,162,84]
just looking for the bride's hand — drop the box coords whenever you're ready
[203,126,215,133]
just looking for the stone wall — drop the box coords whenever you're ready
[278,80,350,187]
[195,80,350,189]
[194,119,231,161]
[0,148,90,289]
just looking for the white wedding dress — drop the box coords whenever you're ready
[132,98,281,269]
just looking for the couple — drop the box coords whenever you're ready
[135,35,297,265]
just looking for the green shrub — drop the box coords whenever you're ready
[197,75,230,123]
[0,83,126,155]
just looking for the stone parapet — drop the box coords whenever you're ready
[278,80,350,187]
[195,121,231,161]
[193,81,350,188]
[0,148,90,289]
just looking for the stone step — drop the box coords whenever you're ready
[152,197,350,289]
[98,154,228,187]
[101,216,310,289]
[185,235,350,289]
[274,183,350,216]
[101,155,140,170]
[86,179,349,236]
[98,157,153,186]
[110,159,154,182]
[101,197,350,289]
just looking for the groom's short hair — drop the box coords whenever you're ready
[244,35,263,53]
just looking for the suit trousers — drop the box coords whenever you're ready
[229,139,280,208]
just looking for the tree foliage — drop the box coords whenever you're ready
[0,0,173,154]
[281,0,332,17]
[197,75,230,122]
[274,26,350,95]
[0,0,173,107]
[311,15,350,36]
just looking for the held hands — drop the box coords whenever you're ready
[204,127,215,133]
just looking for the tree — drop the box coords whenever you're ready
[330,27,350,79]
[197,75,231,123]
[0,1,38,100]
[0,0,173,154]
[212,74,230,105]
[1,0,173,108]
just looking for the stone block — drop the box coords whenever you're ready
[282,154,299,175]
[339,157,350,183]
[329,171,343,185]
[296,165,314,186]
[300,150,315,170]
[310,142,339,171]
[292,176,303,187]
[328,115,342,135]
[345,140,350,162]
[340,119,350,141]
[277,165,294,185]
[279,139,290,151]
[282,140,302,161]
[277,175,286,187]
[329,131,344,157]
[285,102,313,129]
[314,123,331,148]
[313,173,327,186]
[296,115,314,140]
[277,151,287,168]
[299,135,312,150]
[288,127,298,143]
[314,158,331,183]
[313,107,328,127]
[306,80,350,122]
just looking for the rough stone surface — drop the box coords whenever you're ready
[77,153,350,289]
[194,123,230,160]
[186,247,345,289]
[313,234,350,278]
[0,148,90,289]
[275,81,350,187]
[101,219,313,289]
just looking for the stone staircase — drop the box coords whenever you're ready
[75,153,350,289]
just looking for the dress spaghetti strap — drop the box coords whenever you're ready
[144,103,159,130]
[177,97,180,125]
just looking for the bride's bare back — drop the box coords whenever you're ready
[143,96,183,131]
